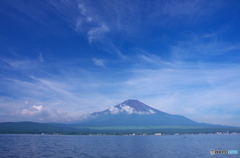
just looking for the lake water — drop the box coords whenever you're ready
[0,134,239,158]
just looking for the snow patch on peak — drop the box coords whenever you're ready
[108,104,156,115]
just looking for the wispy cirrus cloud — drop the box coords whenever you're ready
[74,0,127,58]
[87,24,109,44]
[169,32,240,62]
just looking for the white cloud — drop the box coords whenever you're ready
[109,107,120,114]
[20,105,43,116]
[149,109,156,114]
[78,3,87,16]
[93,58,105,67]
[120,105,134,114]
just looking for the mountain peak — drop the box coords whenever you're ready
[118,99,152,112]
[121,99,144,107]
[92,99,166,116]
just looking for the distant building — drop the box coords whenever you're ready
[155,133,162,135]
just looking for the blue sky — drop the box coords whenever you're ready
[0,0,240,126]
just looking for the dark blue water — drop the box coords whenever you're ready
[0,134,239,158]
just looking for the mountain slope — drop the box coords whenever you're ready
[78,99,206,127]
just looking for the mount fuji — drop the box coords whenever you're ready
[78,99,208,127]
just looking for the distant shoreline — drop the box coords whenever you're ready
[1,132,239,136]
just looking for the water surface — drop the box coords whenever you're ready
[0,134,239,158]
